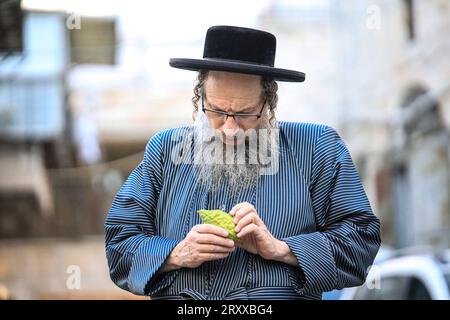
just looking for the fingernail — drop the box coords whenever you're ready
[233,218,238,224]
[235,226,239,232]
[223,231,228,237]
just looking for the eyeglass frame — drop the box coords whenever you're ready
[201,94,267,123]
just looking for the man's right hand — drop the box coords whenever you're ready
[160,224,235,272]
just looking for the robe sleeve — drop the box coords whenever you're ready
[282,125,381,295]
[104,132,179,296]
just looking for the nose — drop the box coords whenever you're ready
[222,115,239,137]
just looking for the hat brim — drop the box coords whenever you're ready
[169,58,305,82]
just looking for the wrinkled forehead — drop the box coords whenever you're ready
[204,71,263,101]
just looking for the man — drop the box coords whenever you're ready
[105,26,381,300]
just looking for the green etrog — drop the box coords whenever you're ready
[197,209,240,242]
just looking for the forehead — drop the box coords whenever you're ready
[204,71,262,102]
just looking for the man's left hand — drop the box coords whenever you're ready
[230,202,285,261]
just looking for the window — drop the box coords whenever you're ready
[70,17,116,65]
[0,0,23,53]
[402,84,443,135]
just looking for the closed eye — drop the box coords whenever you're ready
[210,106,256,114]
[210,106,224,112]
[237,110,255,115]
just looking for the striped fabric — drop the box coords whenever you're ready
[105,121,381,300]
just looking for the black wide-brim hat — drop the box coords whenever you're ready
[169,25,305,82]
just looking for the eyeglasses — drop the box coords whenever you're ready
[202,95,266,125]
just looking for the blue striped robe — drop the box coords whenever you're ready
[105,121,381,300]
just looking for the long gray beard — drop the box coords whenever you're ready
[193,111,279,194]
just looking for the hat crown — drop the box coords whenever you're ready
[203,26,276,67]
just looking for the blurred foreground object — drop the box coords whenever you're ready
[342,247,450,300]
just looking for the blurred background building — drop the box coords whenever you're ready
[0,0,449,299]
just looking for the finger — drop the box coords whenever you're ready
[232,202,256,218]
[237,223,261,239]
[197,244,235,254]
[233,206,258,224]
[230,202,251,215]
[230,202,247,215]
[194,224,229,238]
[235,212,262,233]
[196,234,235,247]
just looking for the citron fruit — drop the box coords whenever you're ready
[197,209,240,242]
